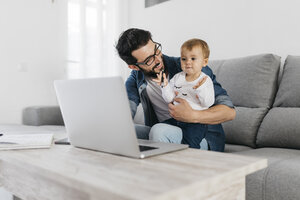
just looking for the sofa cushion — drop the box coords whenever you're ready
[263,158,300,200]
[257,108,300,149]
[23,106,64,126]
[273,55,300,107]
[208,54,280,148]
[257,56,300,149]
[209,54,281,108]
[224,144,253,153]
[232,147,300,163]
[223,107,268,148]
[232,148,300,200]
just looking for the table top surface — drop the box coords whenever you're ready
[0,144,267,200]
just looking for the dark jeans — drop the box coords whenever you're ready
[163,118,207,149]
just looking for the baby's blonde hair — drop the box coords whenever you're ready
[181,38,210,59]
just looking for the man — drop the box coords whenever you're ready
[116,28,235,152]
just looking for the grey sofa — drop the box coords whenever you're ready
[2,54,300,200]
[209,54,300,200]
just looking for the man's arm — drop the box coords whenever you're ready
[169,100,236,124]
[125,71,140,118]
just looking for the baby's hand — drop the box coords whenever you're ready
[152,71,168,87]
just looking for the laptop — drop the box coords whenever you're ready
[54,76,188,159]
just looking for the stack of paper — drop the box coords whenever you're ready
[0,134,54,150]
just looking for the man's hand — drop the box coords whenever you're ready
[169,98,196,123]
[193,76,207,89]
[169,93,236,124]
[152,71,168,87]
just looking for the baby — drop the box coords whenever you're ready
[154,38,214,148]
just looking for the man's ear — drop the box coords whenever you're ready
[128,65,140,71]
[203,58,209,67]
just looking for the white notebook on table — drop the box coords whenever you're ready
[0,134,54,150]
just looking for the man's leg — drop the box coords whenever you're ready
[149,123,182,144]
[136,123,208,150]
[134,124,151,140]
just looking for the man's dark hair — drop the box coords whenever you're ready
[116,28,152,65]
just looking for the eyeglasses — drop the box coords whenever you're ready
[135,42,162,66]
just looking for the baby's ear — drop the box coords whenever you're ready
[203,58,209,67]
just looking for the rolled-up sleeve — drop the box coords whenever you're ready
[215,95,234,108]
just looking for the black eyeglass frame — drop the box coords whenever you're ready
[134,42,162,67]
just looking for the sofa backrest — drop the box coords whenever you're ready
[209,54,281,148]
[257,55,300,149]
[23,106,64,126]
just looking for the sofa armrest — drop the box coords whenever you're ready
[22,106,64,126]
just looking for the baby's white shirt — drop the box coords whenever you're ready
[161,71,215,110]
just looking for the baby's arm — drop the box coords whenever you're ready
[161,77,176,103]
[195,76,215,108]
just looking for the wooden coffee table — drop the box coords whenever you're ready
[0,145,267,200]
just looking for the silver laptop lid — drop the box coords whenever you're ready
[54,76,141,158]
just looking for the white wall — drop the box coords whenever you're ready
[0,0,67,123]
[128,0,300,60]
[66,0,130,80]
[2,0,299,123]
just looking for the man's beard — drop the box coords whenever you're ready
[140,63,164,78]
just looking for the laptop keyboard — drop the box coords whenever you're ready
[139,145,158,152]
